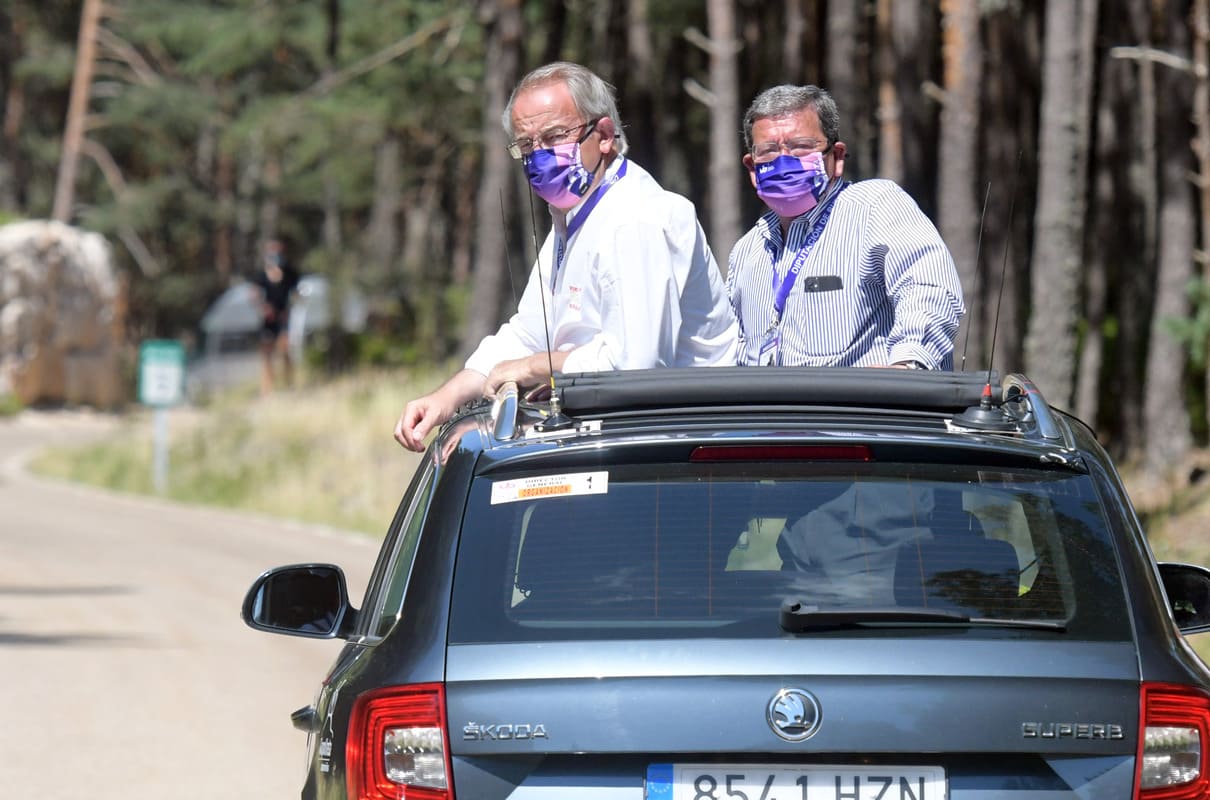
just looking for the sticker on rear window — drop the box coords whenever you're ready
[491,471,609,504]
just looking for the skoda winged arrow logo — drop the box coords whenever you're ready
[767,688,822,741]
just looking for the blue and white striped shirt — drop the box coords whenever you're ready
[726,178,965,368]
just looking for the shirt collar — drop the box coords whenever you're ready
[552,155,626,234]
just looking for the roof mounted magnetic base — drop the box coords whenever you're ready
[535,394,574,432]
[949,382,1018,432]
[951,403,1018,432]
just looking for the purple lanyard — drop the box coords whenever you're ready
[553,158,629,291]
[769,186,843,324]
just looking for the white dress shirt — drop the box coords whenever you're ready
[727,178,964,369]
[465,158,738,376]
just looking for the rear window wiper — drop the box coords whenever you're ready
[779,599,1067,633]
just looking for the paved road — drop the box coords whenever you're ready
[0,410,382,799]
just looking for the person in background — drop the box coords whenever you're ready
[394,61,737,452]
[727,84,964,369]
[251,236,300,394]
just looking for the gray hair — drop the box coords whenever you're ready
[501,62,629,156]
[742,85,840,153]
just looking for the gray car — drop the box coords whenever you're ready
[243,367,1210,800]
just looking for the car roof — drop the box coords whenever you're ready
[442,367,1083,468]
[558,366,1001,414]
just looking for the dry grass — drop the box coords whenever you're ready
[29,372,1210,659]
[1121,452,1210,563]
[1120,455,1210,663]
[29,367,447,536]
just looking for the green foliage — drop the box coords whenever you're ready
[3,0,1197,459]
[1165,278,1210,369]
[51,0,485,353]
[1,0,668,370]
[12,26,75,86]
[347,331,431,368]
[0,393,24,417]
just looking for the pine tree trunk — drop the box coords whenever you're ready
[52,0,103,222]
[782,0,806,81]
[893,0,937,210]
[823,9,857,107]
[196,81,230,283]
[1192,0,1210,433]
[365,133,402,282]
[707,0,742,261]
[401,171,441,354]
[1118,2,1159,455]
[827,2,872,179]
[937,0,982,370]
[1074,0,1108,428]
[214,149,234,284]
[320,2,342,262]
[876,0,903,181]
[1078,63,1113,428]
[0,5,24,212]
[1023,0,1097,408]
[1078,11,1138,429]
[258,156,281,254]
[980,6,1045,375]
[463,0,521,354]
[235,133,262,275]
[322,176,341,254]
[625,0,657,165]
[1143,0,1195,480]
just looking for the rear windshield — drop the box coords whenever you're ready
[448,461,1129,642]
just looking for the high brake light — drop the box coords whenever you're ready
[689,444,873,462]
[1137,683,1210,799]
[347,683,453,800]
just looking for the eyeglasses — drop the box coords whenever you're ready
[751,137,829,163]
[507,119,598,160]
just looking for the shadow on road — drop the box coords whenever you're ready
[0,584,131,596]
[0,631,148,647]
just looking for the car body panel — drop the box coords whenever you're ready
[446,641,1140,755]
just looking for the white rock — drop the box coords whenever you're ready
[0,220,123,408]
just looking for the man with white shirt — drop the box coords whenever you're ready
[727,84,964,369]
[395,61,737,451]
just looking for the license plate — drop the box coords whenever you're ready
[645,763,947,800]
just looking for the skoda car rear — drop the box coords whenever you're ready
[243,368,1210,799]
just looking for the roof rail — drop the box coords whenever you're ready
[555,367,1001,415]
[490,381,519,441]
[1002,373,1063,442]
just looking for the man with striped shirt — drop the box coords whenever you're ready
[727,85,964,369]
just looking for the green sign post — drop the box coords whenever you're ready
[138,339,185,407]
[138,340,185,492]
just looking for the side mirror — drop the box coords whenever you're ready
[241,564,354,639]
[1158,562,1210,634]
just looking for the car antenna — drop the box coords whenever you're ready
[959,181,992,372]
[952,152,1023,432]
[525,187,573,431]
[500,189,520,306]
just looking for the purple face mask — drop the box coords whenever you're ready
[755,151,829,219]
[523,142,595,208]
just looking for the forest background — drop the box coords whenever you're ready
[2,0,1210,484]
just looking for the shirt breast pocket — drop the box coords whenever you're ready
[784,279,859,359]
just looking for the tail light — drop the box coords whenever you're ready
[1137,683,1210,799]
[347,683,453,800]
